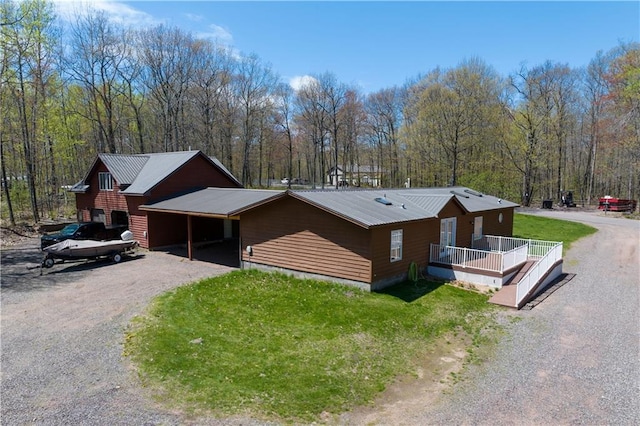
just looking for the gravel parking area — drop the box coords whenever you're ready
[2,210,638,425]
[1,239,243,425]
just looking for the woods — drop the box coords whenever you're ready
[1,0,638,224]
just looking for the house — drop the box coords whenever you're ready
[327,164,384,187]
[71,150,242,249]
[72,150,561,307]
[235,187,519,290]
[141,186,525,290]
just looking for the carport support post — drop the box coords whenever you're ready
[187,215,193,261]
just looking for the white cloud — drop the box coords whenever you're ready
[197,23,233,46]
[289,75,318,92]
[53,0,159,28]
[184,13,204,22]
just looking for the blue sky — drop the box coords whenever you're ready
[55,1,639,93]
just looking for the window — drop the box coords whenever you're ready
[390,229,403,262]
[473,216,483,240]
[98,172,113,191]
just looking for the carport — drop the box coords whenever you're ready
[140,188,285,265]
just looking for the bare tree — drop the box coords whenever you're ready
[365,86,403,187]
[66,10,127,153]
[138,25,198,152]
[234,54,277,186]
[273,83,296,188]
[295,78,329,188]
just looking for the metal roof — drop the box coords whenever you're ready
[140,188,285,217]
[289,189,445,228]
[398,187,519,212]
[120,151,202,195]
[71,151,240,195]
[139,186,517,228]
[99,153,149,185]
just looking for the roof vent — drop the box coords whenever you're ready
[375,197,392,206]
[464,189,483,197]
[450,190,470,199]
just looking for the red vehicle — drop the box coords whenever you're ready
[598,196,637,212]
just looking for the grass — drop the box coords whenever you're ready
[125,214,598,422]
[124,270,495,422]
[513,212,597,251]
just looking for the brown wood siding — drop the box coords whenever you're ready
[370,220,434,283]
[130,213,149,248]
[482,208,514,237]
[148,155,240,201]
[240,197,372,282]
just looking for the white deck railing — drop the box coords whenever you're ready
[473,235,559,258]
[429,243,528,273]
[515,242,563,307]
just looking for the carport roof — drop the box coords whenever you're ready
[140,188,285,218]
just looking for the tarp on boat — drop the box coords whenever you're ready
[43,239,138,258]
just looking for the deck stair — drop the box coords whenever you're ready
[429,236,564,309]
[488,260,537,308]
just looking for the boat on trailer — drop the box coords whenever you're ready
[41,238,138,268]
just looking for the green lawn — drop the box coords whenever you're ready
[513,213,597,251]
[125,214,598,422]
[125,270,495,422]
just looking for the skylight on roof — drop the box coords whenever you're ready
[375,197,392,206]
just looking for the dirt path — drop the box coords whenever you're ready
[342,210,639,425]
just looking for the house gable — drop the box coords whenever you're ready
[240,196,373,283]
[73,150,241,248]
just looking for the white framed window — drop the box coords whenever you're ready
[98,172,113,191]
[474,216,483,240]
[390,229,403,262]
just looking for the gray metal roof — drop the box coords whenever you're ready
[99,153,149,185]
[289,190,445,227]
[398,187,519,212]
[72,151,240,195]
[141,188,285,217]
[289,187,518,228]
[139,186,517,228]
[120,151,202,195]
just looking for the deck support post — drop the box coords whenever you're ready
[187,215,193,261]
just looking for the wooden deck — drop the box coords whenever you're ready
[489,261,569,309]
[488,260,537,308]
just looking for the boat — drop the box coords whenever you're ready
[41,238,138,268]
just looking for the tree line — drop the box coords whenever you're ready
[1,0,638,224]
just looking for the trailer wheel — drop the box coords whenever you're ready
[112,253,122,263]
[43,257,55,269]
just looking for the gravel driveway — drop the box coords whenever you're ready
[2,210,638,425]
[1,240,239,425]
[398,210,640,425]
